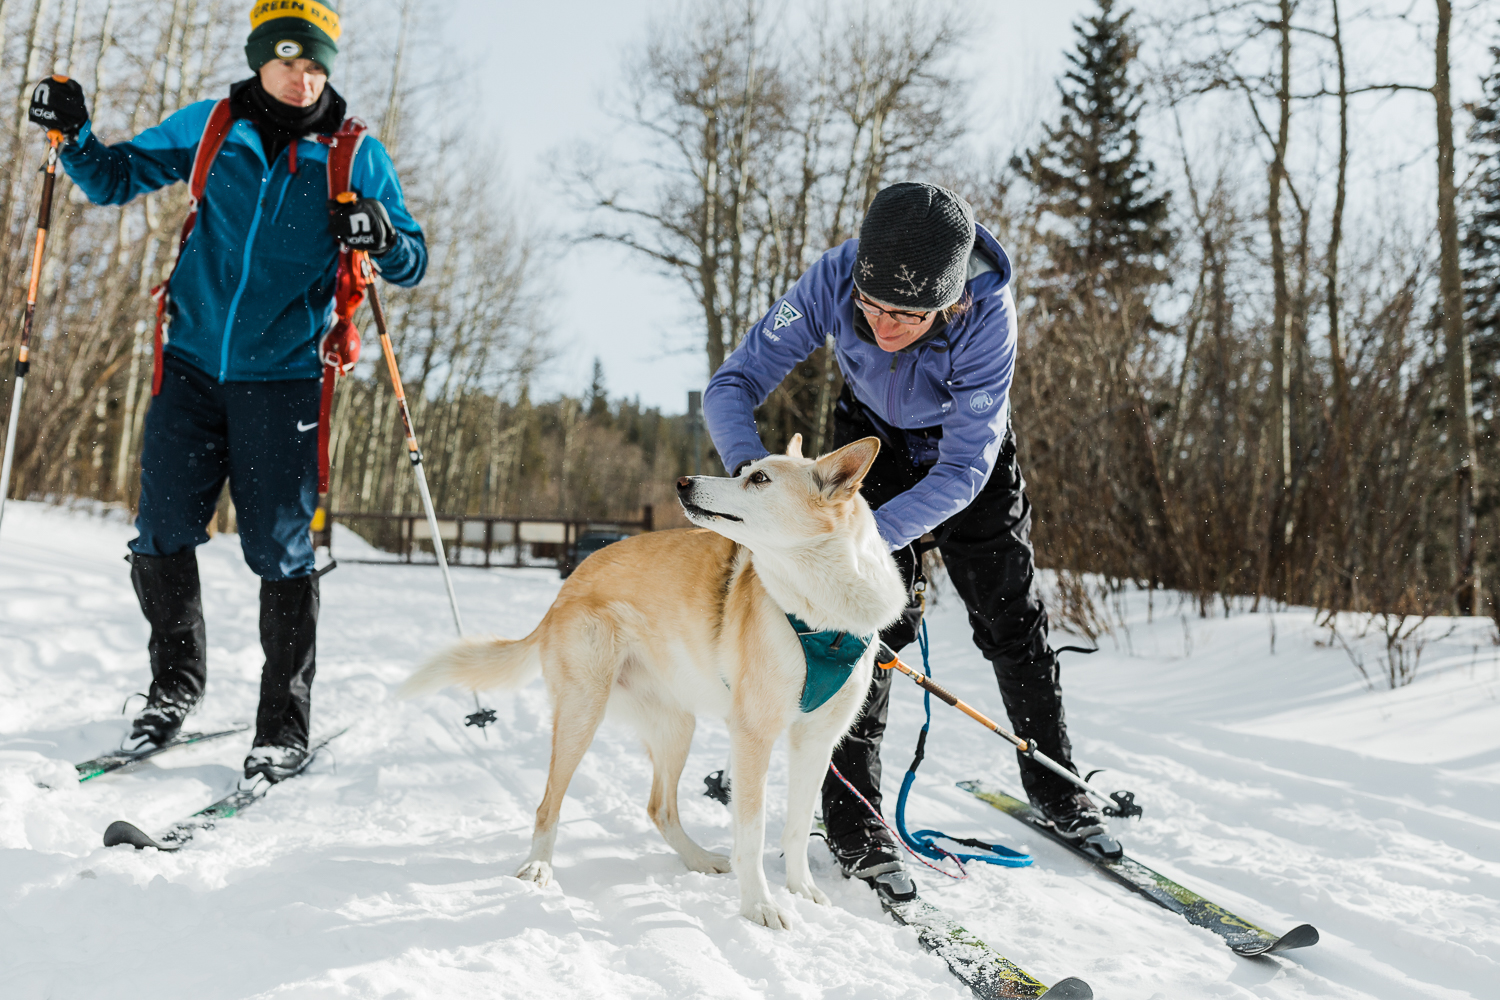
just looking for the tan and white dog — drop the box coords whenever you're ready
[401,434,907,928]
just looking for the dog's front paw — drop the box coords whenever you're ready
[515,860,553,886]
[788,879,830,905]
[741,899,794,929]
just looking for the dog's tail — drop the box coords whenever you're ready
[399,634,541,699]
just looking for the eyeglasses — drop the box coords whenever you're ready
[852,290,933,327]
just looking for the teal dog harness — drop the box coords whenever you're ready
[787,614,875,712]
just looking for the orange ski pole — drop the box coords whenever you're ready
[0,127,65,537]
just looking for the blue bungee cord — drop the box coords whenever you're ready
[892,621,1032,869]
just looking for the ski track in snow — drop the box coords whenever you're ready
[1,499,1497,999]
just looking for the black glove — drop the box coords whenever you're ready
[329,196,397,255]
[29,76,88,138]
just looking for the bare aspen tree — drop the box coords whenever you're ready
[575,0,964,451]
[1434,0,1480,613]
[1254,0,1296,604]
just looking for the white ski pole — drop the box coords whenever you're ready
[362,255,463,636]
[361,255,496,732]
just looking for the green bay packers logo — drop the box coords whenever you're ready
[274,39,303,59]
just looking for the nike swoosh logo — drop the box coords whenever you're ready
[297,420,318,432]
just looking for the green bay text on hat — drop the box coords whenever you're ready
[246,0,341,74]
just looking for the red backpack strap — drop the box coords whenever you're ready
[323,117,368,198]
[151,98,234,396]
[314,118,370,495]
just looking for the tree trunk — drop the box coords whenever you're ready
[1263,0,1294,599]
[1327,1,1351,508]
[1435,0,1481,613]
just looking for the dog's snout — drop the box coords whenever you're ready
[676,477,692,492]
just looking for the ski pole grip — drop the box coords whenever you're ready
[915,673,961,708]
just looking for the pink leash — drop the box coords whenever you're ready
[827,760,968,881]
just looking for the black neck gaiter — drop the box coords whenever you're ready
[228,77,346,166]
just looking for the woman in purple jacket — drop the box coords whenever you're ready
[704,182,1103,886]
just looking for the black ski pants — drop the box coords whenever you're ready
[822,389,1078,842]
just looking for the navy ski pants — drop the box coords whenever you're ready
[130,355,320,581]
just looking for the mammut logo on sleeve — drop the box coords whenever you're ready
[772,300,803,331]
[969,390,995,414]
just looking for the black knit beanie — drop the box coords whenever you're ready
[854,182,976,310]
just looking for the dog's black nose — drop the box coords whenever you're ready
[676,477,692,491]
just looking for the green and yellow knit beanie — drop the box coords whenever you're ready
[245,1,341,74]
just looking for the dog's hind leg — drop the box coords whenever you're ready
[641,707,731,874]
[516,678,610,887]
[781,718,842,905]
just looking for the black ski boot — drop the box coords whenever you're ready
[245,574,318,780]
[1041,792,1108,841]
[129,550,207,745]
[830,825,916,901]
[244,743,311,783]
[129,692,197,745]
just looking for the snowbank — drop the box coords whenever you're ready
[1,500,1496,998]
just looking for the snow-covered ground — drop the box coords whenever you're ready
[2,499,1497,999]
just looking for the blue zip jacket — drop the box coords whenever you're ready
[704,224,1017,550]
[60,101,426,383]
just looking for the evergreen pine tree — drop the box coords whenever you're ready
[587,357,610,420]
[1016,0,1172,307]
[1464,41,1500,416]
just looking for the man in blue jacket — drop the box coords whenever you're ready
[31,1,426,781]
[705,183,1103,885]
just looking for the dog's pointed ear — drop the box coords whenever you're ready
[815,436,880,497]
[786,433,803,459]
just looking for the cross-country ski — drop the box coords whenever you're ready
[867,878,1094,1000]
[102,728,347,851]
[74,724,250,782]
[959,779,1320,957]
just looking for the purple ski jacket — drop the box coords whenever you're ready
[704,224,1017,550]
